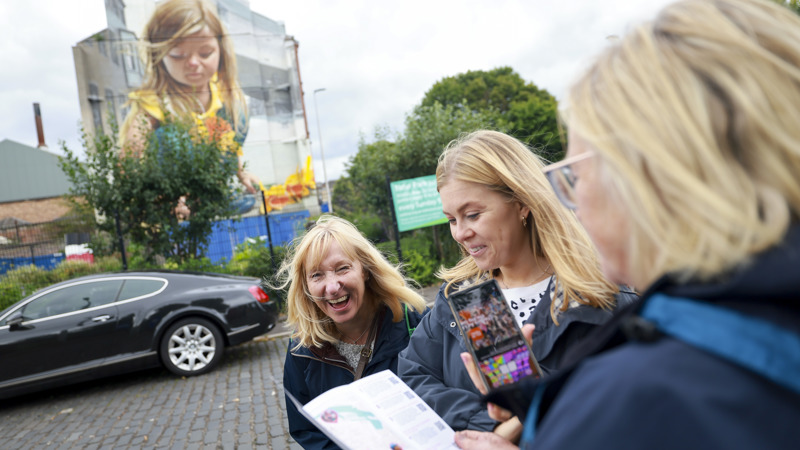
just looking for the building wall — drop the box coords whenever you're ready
[0,198,72,224]
[74,0,313,188]
[72,31,133,140]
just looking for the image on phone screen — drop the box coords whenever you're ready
[447,279,542,389]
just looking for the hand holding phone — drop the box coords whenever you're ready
[447,279,542,392]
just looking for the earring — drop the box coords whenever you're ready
[522,216,527,227]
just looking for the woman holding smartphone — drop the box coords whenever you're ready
[398,130,637,440]
[456,1,800,448]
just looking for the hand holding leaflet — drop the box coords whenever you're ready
[286,370,458,450]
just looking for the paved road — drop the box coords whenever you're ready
[0,285,441,449]
[0,335,297,450]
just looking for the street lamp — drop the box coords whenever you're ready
[313,88,333,213]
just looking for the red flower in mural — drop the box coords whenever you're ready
[203,116,233,141]
[194,116,238,153]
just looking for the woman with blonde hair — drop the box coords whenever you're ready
[120,0,259,216]
[398,130,636,439]
[279,215,428,449]
[456,0,800,448]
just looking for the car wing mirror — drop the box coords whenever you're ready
[7,312,31,330]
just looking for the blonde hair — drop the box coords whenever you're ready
[436,130,619,323]
[277,215,427,349]
[563,0,800,289]
[121,0,247,139]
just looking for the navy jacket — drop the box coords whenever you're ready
[283,305,426,449]
[397,278,637,432]
[490,226,800,449]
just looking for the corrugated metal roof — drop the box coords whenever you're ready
[0,139,72,203]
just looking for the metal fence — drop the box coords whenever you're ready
[0,210,311,276]
[0,217,93,275]
[206,211,309,264]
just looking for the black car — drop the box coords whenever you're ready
[0,271,279,399]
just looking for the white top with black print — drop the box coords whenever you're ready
[501,276,553,328]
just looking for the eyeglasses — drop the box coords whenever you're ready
[542,152,594,210]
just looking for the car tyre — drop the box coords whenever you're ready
[160,317,224,376]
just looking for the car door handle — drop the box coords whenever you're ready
[92,315,113,322]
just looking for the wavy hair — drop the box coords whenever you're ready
[436,130,619,323]
[562,0,800,289]
[275,216,427,349]
[121,0,247,139]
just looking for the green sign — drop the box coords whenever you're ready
[390,175,448,232]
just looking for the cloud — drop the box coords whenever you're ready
[1,0,672,181]
[253,0,672,180]
[0,0,106,153]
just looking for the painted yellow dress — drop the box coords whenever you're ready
[124,74,248,157]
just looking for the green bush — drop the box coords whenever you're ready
[227,237,287,280]
[0,256,124,309]
[401,247,439,287]
[0,265,52,310]
[164,255,225,274]
[1,226,450,312]
[376,231,447,288]
[0,279,23,311]
[87,231,117,258]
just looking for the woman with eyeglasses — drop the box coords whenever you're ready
[398,130,637,441]
[455,0,800,449]
[277,215,428,449]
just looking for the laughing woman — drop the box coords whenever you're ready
[278,215,428,449]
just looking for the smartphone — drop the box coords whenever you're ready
[446,279,542,391]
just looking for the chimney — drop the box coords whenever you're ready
[34,102,47,149]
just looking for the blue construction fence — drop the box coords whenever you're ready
[0,217,91,276]
[205,210,310,264]
[0,253,65,275]
[0,211,311,275]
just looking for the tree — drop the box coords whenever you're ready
[396,102,501,180]
[339,104,498,240]
[340,133,399,240]
[338,67,559,274]
[773,0,800,14]
[421,67,562,161]
[59,119,240,264]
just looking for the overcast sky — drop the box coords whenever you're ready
[0,0,673,182]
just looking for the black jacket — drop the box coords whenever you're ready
[489,226,800,449]
[283,305,426,449]
[398,278,637,432]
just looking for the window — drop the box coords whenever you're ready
[89,83,104,134]
[119,279,166,301]
[105,89,116,120]
[19,280,123,320]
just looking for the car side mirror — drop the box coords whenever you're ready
[7,312,30,331]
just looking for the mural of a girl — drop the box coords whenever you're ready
[120,0,260,217]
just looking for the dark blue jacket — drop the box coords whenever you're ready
[397,278,637,432]
[490,226,800,449]
[283,305,426,449]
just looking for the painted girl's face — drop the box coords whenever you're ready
[440,179,530,273]
[306,240,371,327]
[162,26,220,89]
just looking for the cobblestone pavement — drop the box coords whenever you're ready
[0,285,441,450]
[0,335,298,450]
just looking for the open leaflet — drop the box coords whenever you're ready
[286,369,459,450]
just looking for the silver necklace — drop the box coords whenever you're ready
[498,263,552,289]
[340,326,369,345]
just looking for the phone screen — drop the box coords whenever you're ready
[447,279,542,390]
